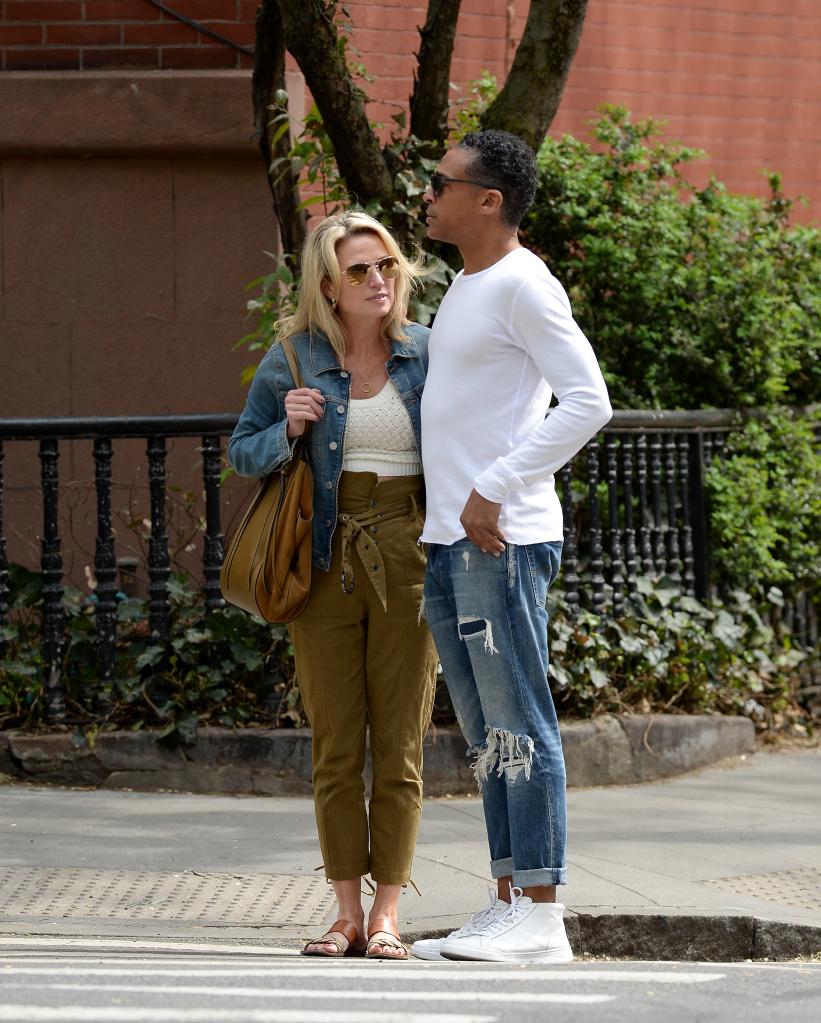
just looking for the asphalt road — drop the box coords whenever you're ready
[0,939,819,1023]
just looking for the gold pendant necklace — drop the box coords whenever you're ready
[360,381,373,394]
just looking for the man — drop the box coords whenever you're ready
[412,130,611,964]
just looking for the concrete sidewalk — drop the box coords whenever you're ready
[0,748,819,961]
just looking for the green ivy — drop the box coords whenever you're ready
[548,578,810,734]
[0,568,296,743]
[1,568,813,740]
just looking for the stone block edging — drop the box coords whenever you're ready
[0,714,755,796]
[403,912,821,962]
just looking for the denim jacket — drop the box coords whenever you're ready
[227,324,429,572]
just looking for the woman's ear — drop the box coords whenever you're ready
[321,278,336,306]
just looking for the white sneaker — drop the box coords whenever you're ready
[410,888,508,961]
[440,886,573,964]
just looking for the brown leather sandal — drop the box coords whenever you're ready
[366,927,409,960]
[301,919,366,957]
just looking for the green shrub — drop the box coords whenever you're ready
[705,410,821,591]
[524,106,821,410]
[0,569,296,742]
[549,578,811,735]
[1,568,812,739]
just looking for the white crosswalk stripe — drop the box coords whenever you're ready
[0,962,725,984]
[0,950,734,1023]
[0,937,292,955]
[0,1011,493,1023]
[5,984,613,1005]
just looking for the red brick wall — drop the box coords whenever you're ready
[1,1,819,216]
[0,0,256,70]
[554,0,821,213]
[344,0,821,218]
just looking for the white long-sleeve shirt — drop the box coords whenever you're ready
[421,247,612,545]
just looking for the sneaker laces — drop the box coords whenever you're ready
[483,885,528,936]
[451,886,500,938]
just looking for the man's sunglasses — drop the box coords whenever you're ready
[343,255,400,286]
[429,171,499,198]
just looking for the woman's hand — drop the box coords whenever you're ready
[284,387,325,438]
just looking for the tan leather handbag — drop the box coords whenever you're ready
[220,339,314,623]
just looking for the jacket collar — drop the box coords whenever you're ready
[305,327,420,375]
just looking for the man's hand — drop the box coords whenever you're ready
[460,489,506,555]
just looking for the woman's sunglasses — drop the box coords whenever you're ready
[343,255,400,286]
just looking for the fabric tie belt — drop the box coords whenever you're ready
[338,493,423,612]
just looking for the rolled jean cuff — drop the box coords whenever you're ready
[512,866,567,887]
[490,856,514,880]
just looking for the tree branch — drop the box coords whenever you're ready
[409,0,463,150]
[275,0,393,205]
[481,0,588,151]
[252,0,306,255]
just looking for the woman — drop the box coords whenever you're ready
[228,211,437,960]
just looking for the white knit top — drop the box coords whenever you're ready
[342,378,421,476]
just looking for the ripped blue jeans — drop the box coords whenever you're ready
[423,538,567,887]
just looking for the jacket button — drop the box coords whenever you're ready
[325,519,332,527]
[329,442,338,450]
[340,371,349,378]
[325,481,333,490]
[336,404,345,413]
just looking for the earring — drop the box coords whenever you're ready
[329,296,337,311]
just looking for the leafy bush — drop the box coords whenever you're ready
[0,568,296,742]
[705,410,821,591]
[549,578,811,735]
[1,568,813,739]
[524,106,821,410]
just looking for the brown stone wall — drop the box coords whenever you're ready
[0,70,274,578]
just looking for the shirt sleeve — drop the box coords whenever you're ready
[473,272,612,503]
[226,347,296,477]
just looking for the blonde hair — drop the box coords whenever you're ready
[275,210,424,363]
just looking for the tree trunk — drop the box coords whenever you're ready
[481,0,588,152]
[409,0,463,151]
[275,0,393,205]
[252,0,306,255]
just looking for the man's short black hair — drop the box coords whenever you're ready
[458,130,538,228]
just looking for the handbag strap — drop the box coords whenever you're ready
[281,337,305,389]
[280,337,312,443]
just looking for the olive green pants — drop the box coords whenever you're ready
[289,472,438,885]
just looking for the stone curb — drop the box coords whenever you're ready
[1,911,812,962]
[403,913,821,962]
[0,714,755,795]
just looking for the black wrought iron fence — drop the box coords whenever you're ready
[559,410,738,615]
[0,410,815,722]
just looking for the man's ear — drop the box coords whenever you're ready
[479,189,504,217]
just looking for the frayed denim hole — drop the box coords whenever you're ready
[468,738,496,789]
[485,727,535,783]
[457,616,499,655]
